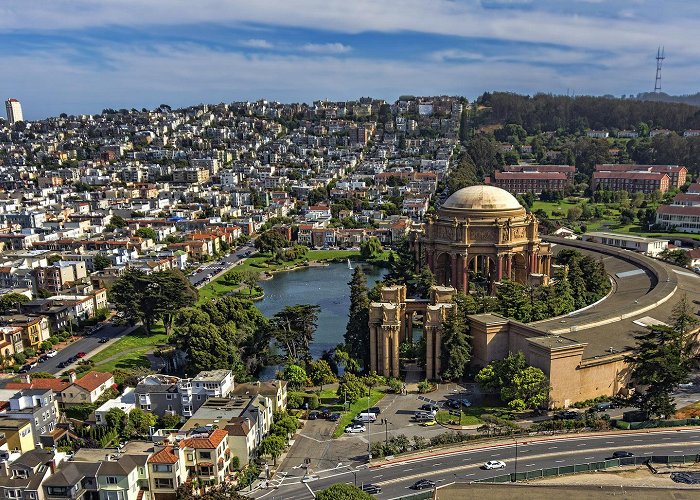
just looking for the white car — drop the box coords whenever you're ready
[345,424,366,433]
[482,460,506,470]
[45,350,58,358]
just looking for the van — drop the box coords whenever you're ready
[354,413,377,423]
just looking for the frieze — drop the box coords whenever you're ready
[469,226,497,242]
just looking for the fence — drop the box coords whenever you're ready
[477,454,700,484]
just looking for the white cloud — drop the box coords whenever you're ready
[301,42,352,54]
[239,38,274,49]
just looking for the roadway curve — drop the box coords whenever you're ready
[252,429,700,499]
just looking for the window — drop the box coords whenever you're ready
[6,490,22,499]
[199,451,211,459]
[105,491,123,500]
[47,487,67,496]
[106,476,118,484]
[154,478,173,489]
[166,393,174,400]
[152,464,172,473]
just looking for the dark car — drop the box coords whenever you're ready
[420,403,439,412]
[360,483,382,494]
[411,479,436,490]
[328,413,341,422]
[319,408,331,419]
[57,361,68,368]
[38,355,49,363]
[555,410,580,420]
[308,411,318,420]
[98,337,109,343]
[18,365,31,373]
[611,451,634,459]
[369,406,381,415]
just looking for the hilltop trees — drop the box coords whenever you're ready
[627,296,699,418]
[344,267,371,369]
[110,269,198,334]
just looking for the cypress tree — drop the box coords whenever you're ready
[440,301,472,381]
[345,267,371,369]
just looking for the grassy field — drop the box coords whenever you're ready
[435,409,483,426]
[90,324,168,372]
[317,388,385,438]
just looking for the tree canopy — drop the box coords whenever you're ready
[0,293,30,314]
[344,267,371,369]
[476,352,550,410]
[316,484,375,500]
[271,304,320,363]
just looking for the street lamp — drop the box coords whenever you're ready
[381,418,390,448]
[511,435,519,482]
[367,388,372,461]
[350,469,357,487]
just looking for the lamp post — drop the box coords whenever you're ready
[367,388,372,461]
[512,435,519,482]
[350,469,357,487]
[381,418,390,448]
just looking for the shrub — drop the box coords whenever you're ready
[303,393,319,410]
[287,392,305,409]
[417,379,435,394]
[12,353,26,365]
[387,377,403,394]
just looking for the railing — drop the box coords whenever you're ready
[477,454,700,483]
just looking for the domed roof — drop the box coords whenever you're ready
[442,185,522,211]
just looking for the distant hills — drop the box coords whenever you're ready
[636,92,700,107]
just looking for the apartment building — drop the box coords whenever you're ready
[0,418,35,454]
[591,171,670,194]
[33,261,87,294]
[0,448,54,500]
[656,182,700,233]
[594,164,687,189]
[0,389,58,439]
[0,315,50,351]
[172,168,210,184]
[60,372,115,407]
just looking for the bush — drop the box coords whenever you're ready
[387,377,402,394]
[12,353,26,365]
[417,379,435,394]
[287,392,305,409]
[303,393,319,410]
[231,456,240,471]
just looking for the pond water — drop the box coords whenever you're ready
[256,261,388,360]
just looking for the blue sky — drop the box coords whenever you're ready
[2,0,698,119]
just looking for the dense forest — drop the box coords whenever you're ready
[477,92,700,134]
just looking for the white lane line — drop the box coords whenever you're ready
[555,460,564,463]
[548,447,558,450]
[433,463,442,467]
[584,457,595,460]
[673,450,683,453]
[465,473,475,477]
[644,452,653,455]
[525,463,536,467]
[374,475,383,479]
[662,438,671,440]
[404,468,413,472]
[605,441,615,444]
[576,444,586,447]
[491,454,500,457]
[633,439,643,442]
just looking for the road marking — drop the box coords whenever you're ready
[374,475,383,479]
[548,446,558,450]
[644,452,653,455]
[584,457,595,460]
[465,473,475,477]
[576,444,586,447]
[662,437,671,440]
[525,463,536,467]
[491,454,500,457]
[404,468,413,472]
[633,439,643,442]
[433,463,442,467]
[605,441,615,444]
[555,460,564,463]
[673,450,683,453]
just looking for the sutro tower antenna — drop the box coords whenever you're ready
[654,46,665,93]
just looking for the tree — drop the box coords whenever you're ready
[126,407,157,437]
[344,268,370,369]
[659,249,691,268]
[105,407,128,434]
[496,280,531,322]
[110,214,127,228]
[135,227,158,241]
[259,435,286,465]
[626,296,698,418]
[271,304,320,362]
[283,364,308,390]
[307,359,336,389]
[0,293,30,314]
[158,414,182,430]
[476,352,549,410]
[93,254,111,271]
[255,229,288,253]
[440,302,472,381]
[337,372,366,403]
[360,236,383,260]
[316,484,375,500]
[415,267,436,298]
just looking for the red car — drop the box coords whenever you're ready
[76,352,87,358]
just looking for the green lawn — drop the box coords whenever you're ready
[89,324,168,372]
[435,409,483,426]
[329,389,385,438]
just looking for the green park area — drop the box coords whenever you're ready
[315,388,384,438]
[89,324,168,373]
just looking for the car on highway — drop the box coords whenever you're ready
[421,419,437,427]
[410,479,436,490]
[611,451,634,459]
[482,460,507,470]
[98,337,109,343]
[46,350,58,357]
[345,424,366,433]
[76,352,87,358]
[360,483,382,494]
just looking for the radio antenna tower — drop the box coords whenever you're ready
[654,46,665,93]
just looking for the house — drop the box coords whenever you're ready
[552,227,578,240]
[587,130,609,138]
[0,315,50,351]
[147,444,187,499]
[582,232,668,257]
[229,380,287,413]
[0,388,59,439]
[0,326,24,361]
[60,372,115,406]
[0,448,55,500]
[0,418,35,454]
[94,387,136,426]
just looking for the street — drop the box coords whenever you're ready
[251,429,700,499]
[187,241,256,288]
[28,322,132,375]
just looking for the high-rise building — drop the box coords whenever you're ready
[5,98,23,124]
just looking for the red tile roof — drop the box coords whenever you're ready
[148,446,179,464]
[73,371,113,392]
[4,378,71,392]
[183,429,228,449]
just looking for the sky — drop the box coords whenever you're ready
[1,0,698,119]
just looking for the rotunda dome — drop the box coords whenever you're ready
[442,185,523,211]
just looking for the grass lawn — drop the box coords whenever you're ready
[329,389,385,438]
[90,324,168,372]
[435,409,483,426]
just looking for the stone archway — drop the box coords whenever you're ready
[435,252,453,286]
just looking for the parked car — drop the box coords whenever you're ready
[410,479,436,490]
[482,460,507,470]
[18,365,31,373]
[45,350,58,358]
[38,355,49,363]
[76,352,87,358]
[611,451,634,459]
[421,419,437,427]
[555,410,580,420]
[420,403,439,412]
[345,424,366,433]
[98,337,109,343]
[368,406,381,415]
[589,402,614,412]
[57,361,69,368]
[328,413,341,422]
[308,411,318,420]
[360,483,382,494]
[319,408,331,419]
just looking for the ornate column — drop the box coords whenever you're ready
[506,254,512,280]
[407,312,414,343]
[427,249,434,271]
[391,331,400,378]
[497,254,504,281]
[450,254,457,286]
[461,255,468,292]
[382,331,390,377]
[370,325,377,373]
[433,324,442,379]
[425,327,434,380]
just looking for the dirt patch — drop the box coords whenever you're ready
[675,402,700,419]
[529,463,700,489]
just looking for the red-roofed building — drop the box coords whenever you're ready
[591,171,670,194]
[595,164,687,188]
[60,371,115,406]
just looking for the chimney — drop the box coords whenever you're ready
[24,374,31,384]
[69,371,77,383]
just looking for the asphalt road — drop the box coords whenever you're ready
[253,429,700,500]
[187,242,256,288]
[28,322,132,375]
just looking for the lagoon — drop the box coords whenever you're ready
[256,261,388,359]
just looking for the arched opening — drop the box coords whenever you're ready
[468,255,497,292]
[434,252,452,286]
[513,253,528,284]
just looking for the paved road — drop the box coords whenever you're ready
[252,429,700,499]
[187,242,256,288]
[28,322,132,375]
